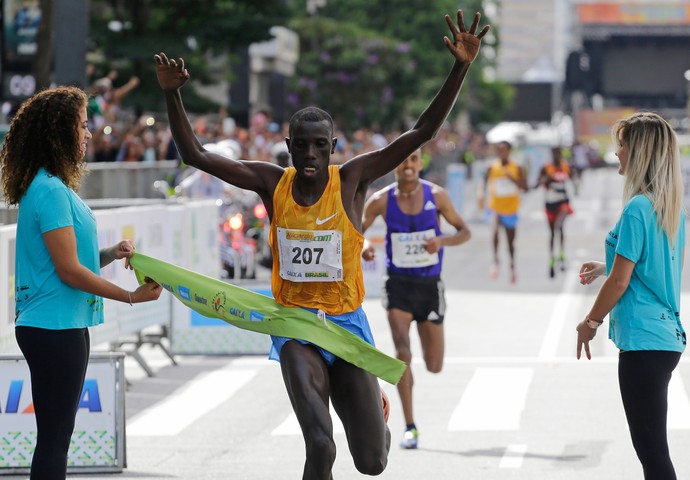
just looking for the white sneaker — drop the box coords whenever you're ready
[399,428,418,449]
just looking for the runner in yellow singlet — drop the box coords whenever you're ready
[482,141,527,284]
[155,10,489,479]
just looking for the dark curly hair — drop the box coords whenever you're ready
[0,86,88,206]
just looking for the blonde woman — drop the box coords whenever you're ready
[577,112,685,479]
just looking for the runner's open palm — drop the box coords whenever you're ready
[154,52,190,92]
[444,10,490,64]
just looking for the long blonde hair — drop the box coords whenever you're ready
[612,112,683,245]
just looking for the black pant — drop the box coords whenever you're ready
[15,326,90,480]
[619,350,681,480]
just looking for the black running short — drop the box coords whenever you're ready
[382,274,445,324]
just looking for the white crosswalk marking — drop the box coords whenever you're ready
[126,355,690,441]
[499,444,528,468]
[127,367,257,436]
[538,260,581,360]
[448,367,534,431]
[580,197,603,233]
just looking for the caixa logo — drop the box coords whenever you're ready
[1,379,102,413]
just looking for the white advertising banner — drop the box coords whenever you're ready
[362,217,386,299]
[0,198,319,356]
[0,201,223,352]
[0,353,125,474]
[0,226,17,355]
[168,201,271,355]
[94,204,174,345]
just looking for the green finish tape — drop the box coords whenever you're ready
[130,253,405,385]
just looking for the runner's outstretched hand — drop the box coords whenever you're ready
[443,10,490,64]
[154,52,190,92]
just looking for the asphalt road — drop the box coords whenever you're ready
[8,166,690,480]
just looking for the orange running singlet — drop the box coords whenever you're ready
[487,160,521,215]
[269,165,364,315]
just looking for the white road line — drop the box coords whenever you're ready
[272,404,345,436]
[127,368,257,436]
[668,372,690,430]
[538,262,582,360]
[236,355,624,366]
[412,355,690,365]
[499,444,528,468]
[581,197,603,233]
[448,367,533,431]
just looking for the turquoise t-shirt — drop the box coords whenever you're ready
[15,169,104,330]
[605,194,686,352]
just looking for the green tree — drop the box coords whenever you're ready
[288,0,511,130]
[470,74,515,125]
[286,16,416,131]
[88,0,289,112]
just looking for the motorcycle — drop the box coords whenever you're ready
[245,201,272,269]
[217,190,263,280]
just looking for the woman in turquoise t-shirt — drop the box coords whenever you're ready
[0,86,162,480]
[577,112,685,480]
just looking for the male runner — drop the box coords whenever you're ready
[155,10,488,478]
[362,148,471,449]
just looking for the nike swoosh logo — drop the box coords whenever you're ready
[315,213,337,225]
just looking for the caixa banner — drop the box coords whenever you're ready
[0,353,125,474]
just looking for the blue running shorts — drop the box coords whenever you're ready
[497,213,519,229]
[269,306,376,366]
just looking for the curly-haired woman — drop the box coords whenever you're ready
[0,86,162,480]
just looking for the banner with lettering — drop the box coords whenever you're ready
[130,253,405,385]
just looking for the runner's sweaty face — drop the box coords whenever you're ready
[287,120,336,182]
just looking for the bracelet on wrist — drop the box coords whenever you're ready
[127,291,133,306]
[585,315,603,329]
